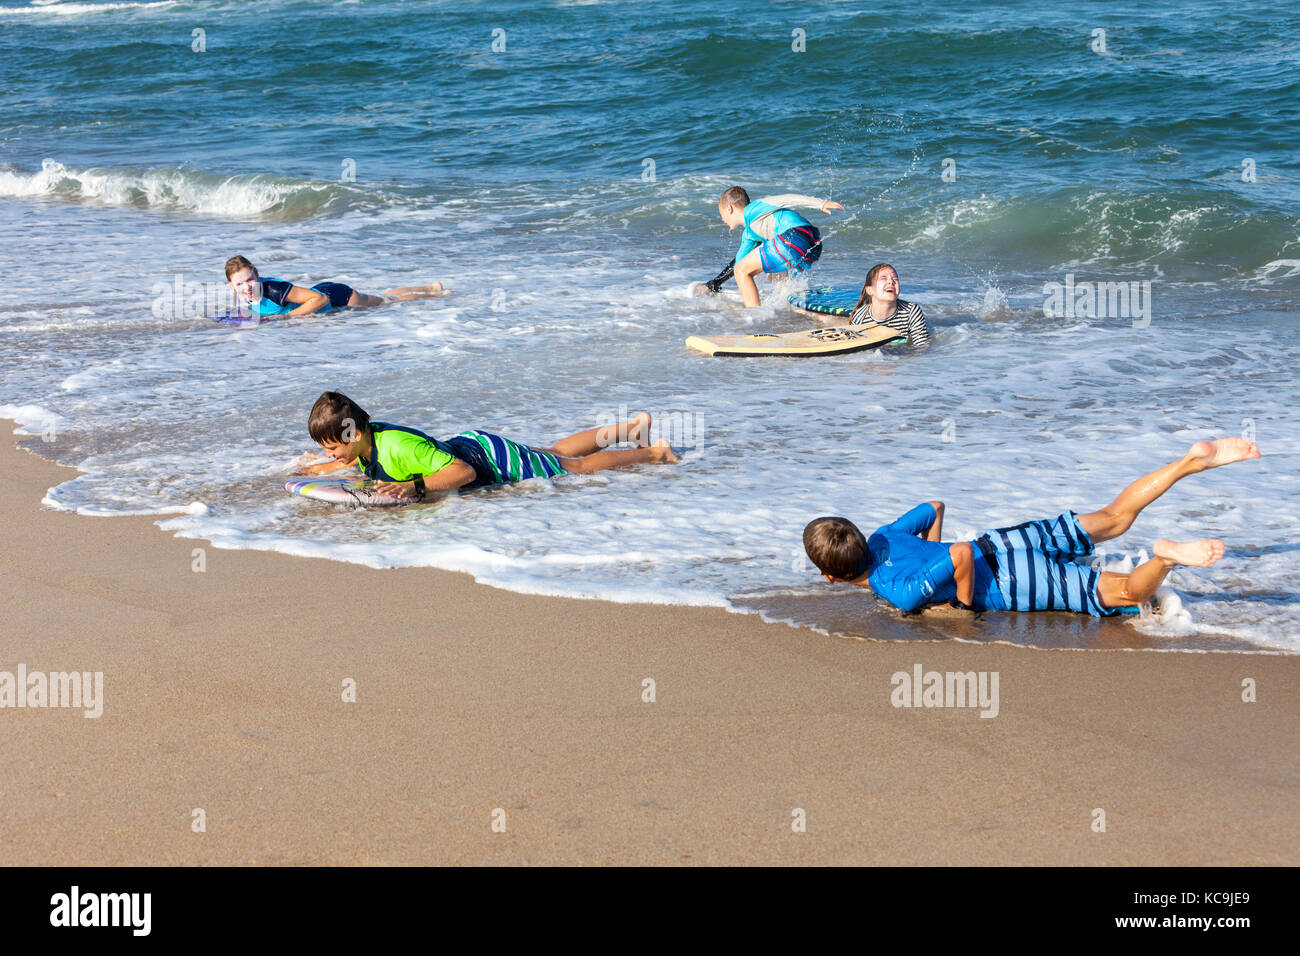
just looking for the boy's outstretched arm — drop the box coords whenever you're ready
[296,456,355,476]
[374,459,476,499]
[700,259,735,294]
[760,194,845,215]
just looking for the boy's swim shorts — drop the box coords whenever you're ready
[311,282,355,309]
[972,510,1132,616]
[446,431,567,488]
[758,225,822,274]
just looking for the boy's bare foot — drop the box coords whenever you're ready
[650,438,679,464]
[627,411,653,447]
[1188,437,1261,470]
[1153,538,1226,567]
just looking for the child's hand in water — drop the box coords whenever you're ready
[373,480,418,499]
[294,453,342,475]
[821,200,845,214]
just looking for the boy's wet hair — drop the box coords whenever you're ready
[719,186,750,208]
[224,255,257,282]
[803,517,869,580]
[309,391,371,445]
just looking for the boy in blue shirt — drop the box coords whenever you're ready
[802,438,1260,617]
[697,186,844,306]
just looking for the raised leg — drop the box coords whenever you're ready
[547,412,652,457]
[1076,438,1260,543]
[1096,538,1226,608]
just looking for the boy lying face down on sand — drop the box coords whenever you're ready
[297,391,678,501]
[803,438,1260,616]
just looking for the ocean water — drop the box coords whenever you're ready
[1,0,1297,652]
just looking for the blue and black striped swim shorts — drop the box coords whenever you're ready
[973,511,1126,617]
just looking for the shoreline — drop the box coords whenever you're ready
[17,413,1274,657]
[2,422,1296,865]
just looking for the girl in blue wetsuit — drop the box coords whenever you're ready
[223,255,450,318]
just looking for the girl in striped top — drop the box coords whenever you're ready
[847,262,931,349]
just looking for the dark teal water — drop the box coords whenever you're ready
[0,0,1297,651]
[4,0,1297,279]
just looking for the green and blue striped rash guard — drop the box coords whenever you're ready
[357,422,566,488]
[358,423,456,482]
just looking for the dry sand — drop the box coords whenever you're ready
[1,424,1295,865]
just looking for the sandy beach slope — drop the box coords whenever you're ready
[1,424,1295,865]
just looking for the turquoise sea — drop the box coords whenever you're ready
[1,0,1297,651]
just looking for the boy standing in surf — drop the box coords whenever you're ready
[296,392,678,500]
[802,438,1260,617]
[697,187,844,306]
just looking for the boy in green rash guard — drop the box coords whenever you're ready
[296,391,678,500]
[696,186,845,307]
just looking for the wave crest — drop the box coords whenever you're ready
[0,159,357,221]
